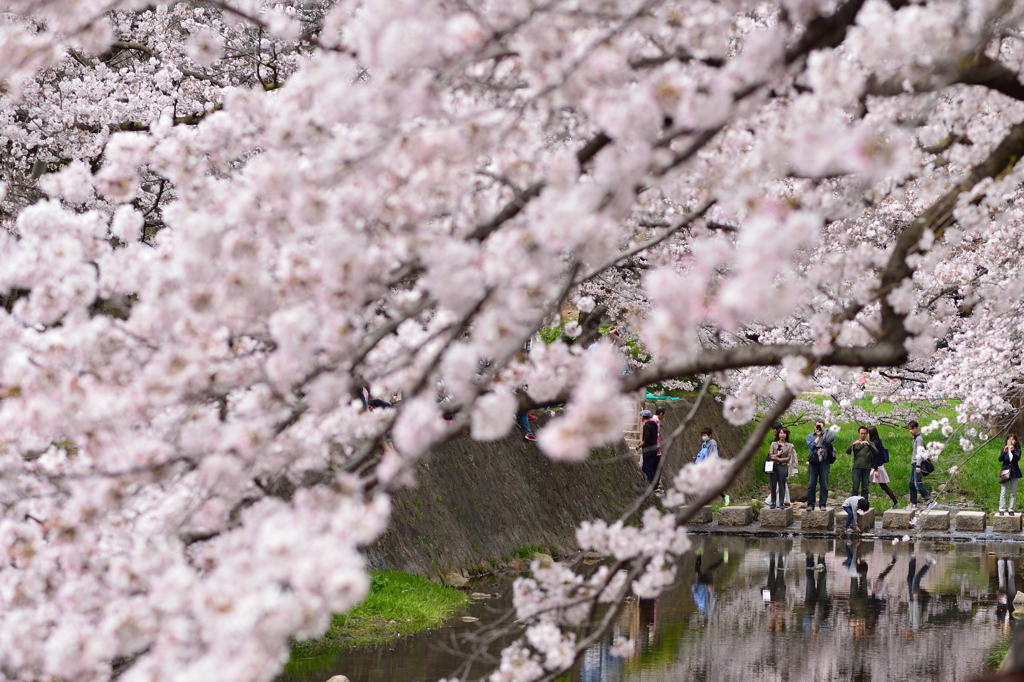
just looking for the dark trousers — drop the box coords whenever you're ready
[852,467,870,499]
[769,465,788,506]
[909,468,930,504]
[807,462,830,508]
[878,482,899,504]
[641,450,660,485]
[516,412,533,435]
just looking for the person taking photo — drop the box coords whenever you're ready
[806,421,835,510]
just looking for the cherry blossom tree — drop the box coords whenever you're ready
[3,1,1024,681]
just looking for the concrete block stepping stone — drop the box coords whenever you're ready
[801,508,835,531]
[760,507,794,528]
[718,506,753,526]
[994,513,1024,533]
[836,507,876,531]
[687,506,713,525]
[954,511,987,532]
[920,510,950,531]
[883,508,913,530]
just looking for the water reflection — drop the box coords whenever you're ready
[281,538,1020,682]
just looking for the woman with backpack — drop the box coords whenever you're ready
[998,434,1022,515]
[867,426,900,508]
[696,426,729,506]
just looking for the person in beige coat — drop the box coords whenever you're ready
[767,428,796,509]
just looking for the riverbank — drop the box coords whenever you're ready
[291,572,469,658]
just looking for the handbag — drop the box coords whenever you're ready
[920,459,935,476]
[764,460,774,473]
[1001,468,1012,484]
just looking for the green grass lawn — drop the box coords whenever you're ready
[751,398,1009,516]
[290,571,469,658]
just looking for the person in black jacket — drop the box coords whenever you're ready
[999,434,1022,515]
[637,410,661,486]
[867,426,900,508]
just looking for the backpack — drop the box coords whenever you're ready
[824,441,836,465]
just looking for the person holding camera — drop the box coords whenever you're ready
[806,421,835,510]
[999,434,1022,515]
[846,426,877,500]
[767,427,795,509]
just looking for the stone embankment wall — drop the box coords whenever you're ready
[365,396,752,578]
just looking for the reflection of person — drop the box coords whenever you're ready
[867,554,898,630]
[692,553,724,623]
[998,558,1016,631]
[766,553,787,601]
[765,552,787,634]
[803,552,829,636]
[906,554,935,631]
[844,541,869,635]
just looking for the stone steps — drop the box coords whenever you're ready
[691,505,1024,538]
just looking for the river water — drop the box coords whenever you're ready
[281,535,1020,682]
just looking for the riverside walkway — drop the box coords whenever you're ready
[688,505,1024,542]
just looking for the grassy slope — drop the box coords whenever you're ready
[291,571,469,657]
[751,399,1007,515]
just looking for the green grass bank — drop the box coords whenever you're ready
[291,571,469,658]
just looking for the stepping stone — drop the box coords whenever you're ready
[920,510,950,530]
[836,507,876,531]
[718,506,753,526]
[760,507,794,528]
[801,508,835,531]
[954,511,986,532]
[883,508,913,530]
[687,506,713,525]
[994,513,1023,533]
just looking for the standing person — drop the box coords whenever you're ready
[696,426,729,506]
[806,421,835,510]
[637,410,660,487]
[652,405,666,451]
[907,420,932,510]
[999,434,1022,515]
[842,495,871,533]
[846,426,877,500]
[867,426,900,508]
[767,427,795,509]
[764,421,792,507]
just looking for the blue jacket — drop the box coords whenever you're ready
[806,428,835,464]
[1000,446,1022,479]
[870,439,889,468]
[696,439,719,462]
